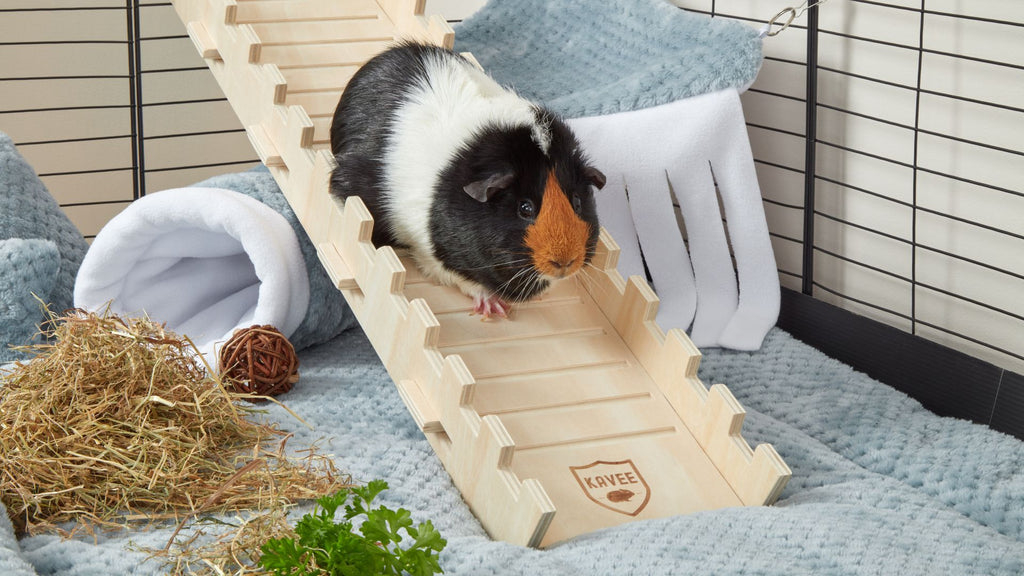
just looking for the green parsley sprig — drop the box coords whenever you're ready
[258,480,446,576]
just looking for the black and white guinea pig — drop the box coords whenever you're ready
[329,41,605,317]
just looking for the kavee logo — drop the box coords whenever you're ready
[569,460,651,516]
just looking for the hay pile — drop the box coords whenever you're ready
[0,309,347,538]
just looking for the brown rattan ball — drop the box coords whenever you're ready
[218,325,299,399]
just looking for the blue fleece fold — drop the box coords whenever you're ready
[0,133,88,362]
[455,0,763,118]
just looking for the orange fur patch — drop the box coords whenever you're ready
[525,171,591,278]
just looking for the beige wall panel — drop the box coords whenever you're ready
[770,234,804,279]
[748,126,804,170]
[814,214,913,280]
[0,44,126,78]
[62,201,132,238]
[817,34,920,88]
[142,69,229,105]
[3,0,120,9]
[917,132,1022,202]
[143,131,256,171]
[916,249,1024,321]
[815,178,912,241]
[925,0,1024,26]
[144,163,262,194]
[755,162,804,207]
[0,108,129,144]
[0,8,125,43]
[814,143,914,205]
[918,93,1022,156]
[816,107,916,166]
[763,200,805,244]
[142,100,244,137]
[139,37,203,72]
[15,137,132,178]
[42,170,135,205]
[921,52,1024,111]
[916,171,1024,238]
[139,3,190,38]
[820,0,921,47]
[817,70,918,128]
[742,90,806,134]
[812,251,913,324]
[0,78,128,112]
[917,211,1024,279]
[924,13,1023,67]
[748,59,806,100]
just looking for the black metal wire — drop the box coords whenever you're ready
[129,0,146,198]
[125,0,141,201]
[802,4,820,295]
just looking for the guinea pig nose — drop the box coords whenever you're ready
[549,258,576,271]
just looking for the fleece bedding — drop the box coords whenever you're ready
[3,323,1022,575]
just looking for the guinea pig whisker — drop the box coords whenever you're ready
[572,263,608,300]
[526,270,545,302]
[496,264,537,302]
[513,270,539,304]
[491,268,524,299]
[459,258,533,272]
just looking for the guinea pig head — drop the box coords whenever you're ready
[439,123,605,303]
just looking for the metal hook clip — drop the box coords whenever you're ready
[766,7,797,37]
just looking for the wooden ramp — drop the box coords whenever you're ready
[171,0,790,548]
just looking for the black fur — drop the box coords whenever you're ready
[329,42,431,247]
[330,42,601,302]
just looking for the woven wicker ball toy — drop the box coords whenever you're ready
[218,324,299,399]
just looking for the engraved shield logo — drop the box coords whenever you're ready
[569,460,651,516]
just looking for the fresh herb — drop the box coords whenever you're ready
[258,480,446,576]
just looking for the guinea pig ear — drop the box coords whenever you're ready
[463,171,516,203]
[584,166,607,190]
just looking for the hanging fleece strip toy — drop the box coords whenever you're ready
[457,0,783,350]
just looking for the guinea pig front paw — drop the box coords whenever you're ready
[472,293,510,320]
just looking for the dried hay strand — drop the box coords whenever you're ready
[0,308,350,537]
[154,504,298,575]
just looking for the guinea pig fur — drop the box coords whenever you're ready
[329,42,606,317]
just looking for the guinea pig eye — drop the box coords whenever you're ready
[517,199,536,220]
[572,194,582,214]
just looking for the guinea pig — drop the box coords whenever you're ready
[329,41,605,318]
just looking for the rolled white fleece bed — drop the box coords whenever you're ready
[74,186,311,368]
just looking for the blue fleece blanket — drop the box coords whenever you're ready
[455,0,763,118]
[5,326,1022,575]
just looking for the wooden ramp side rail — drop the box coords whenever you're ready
[171,0,790,547]
[583,231,790,506]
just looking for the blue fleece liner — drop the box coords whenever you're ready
[7,326,1022,575]
[454,0,763,118]
[0,133,89,363]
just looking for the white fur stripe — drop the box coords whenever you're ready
[381,51,551,280]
